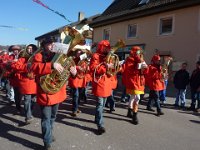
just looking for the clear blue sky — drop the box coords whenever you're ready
[0,0,113,46]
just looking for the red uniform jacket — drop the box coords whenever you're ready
[68,58,89,88]
[6,54,19,87]
[90,53,113,97]
[146,64,165,91]
[11,57,37,95]
[31,52,66,106]
[0,54,10,76]
[121,57,147,91]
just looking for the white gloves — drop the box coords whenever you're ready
[70,66,77,76]
[53,62,64,74]
[107,63,114,69]
[119,60,125,65]
[138,61,148,69]
[141,63,148,69]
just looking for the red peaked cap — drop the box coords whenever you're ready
[130,46,141,56]
[96,40,111,54]
[151,54,161,62]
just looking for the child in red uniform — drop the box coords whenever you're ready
[121,46,148,124]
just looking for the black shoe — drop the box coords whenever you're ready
[8,101,15,106]
[110,108,115,113]
[105,105,109,108]
[44,143,52,150]
[157,111,164,116]
[127,108,133,118]
[70,111,77,117]
[25,117,34,125]
[97,127,106,135]
[146,107,155,112]
[195,108,200,113]
[174,104,179,108]
[132,112,139,125]
[188,107,195,111]
[121,99,126,103]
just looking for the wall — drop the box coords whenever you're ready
[92,5,200,73]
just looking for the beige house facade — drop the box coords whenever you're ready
[90,0,200,74]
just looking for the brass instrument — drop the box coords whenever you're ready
[26,49,42,79]
[18,49,30,59]
[40,26,86,94]
[161,56,173,80]
[76,49,92,79]
[106,39,125,76]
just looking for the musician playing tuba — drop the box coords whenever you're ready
[28,36,77,150]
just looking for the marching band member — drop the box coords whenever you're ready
[6,45,22,111]
[146,54,165,116]
[29,37,77,150]
[89,40,114,134]
[121,46,148,125]
[11,44,38,124]
[0,50,9,90]
[105,75,117,112]
[68,49,90,117]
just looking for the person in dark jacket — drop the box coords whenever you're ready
[189,61,200,112]
[173,62,190,108]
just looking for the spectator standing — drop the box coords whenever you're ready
[189,61,200,112]
[173,62,190,109]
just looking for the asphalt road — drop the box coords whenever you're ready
[0,85,200,150]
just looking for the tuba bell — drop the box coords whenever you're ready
[39,26,86,94]
[106,39,125,76]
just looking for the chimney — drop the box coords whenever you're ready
[78,12,85,21]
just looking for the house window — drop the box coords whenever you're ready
[127,24,137,38]
[159,16,173,35]
[103,28,110,40]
